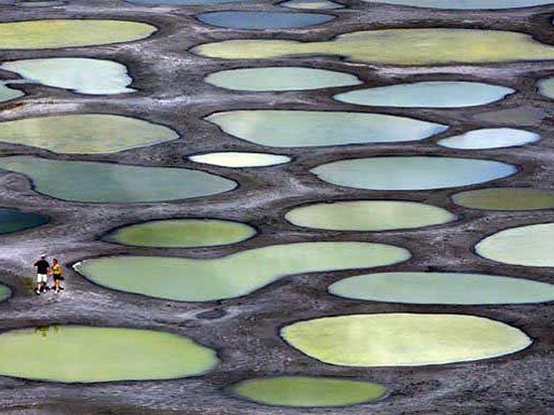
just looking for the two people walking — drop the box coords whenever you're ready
[34,255,64,295]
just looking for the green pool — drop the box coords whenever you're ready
[0,114,178,154]
[74,242,411,301]
[0,283,11,302]
[0,207,48,234]
[232,376,387,407]
[0,156,236,203]
[0,83,24,103]
[0,326,218,382]
[285,200,455,231]
[0,20,157,49]
[329,272,554,304]
[105,219,256,248]
[452,188,554,211]
[281,314,532,367]
[206,111,447,147]
[361,0,554,8]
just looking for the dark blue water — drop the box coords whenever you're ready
[0,208,48,235]
[197,11,335,29]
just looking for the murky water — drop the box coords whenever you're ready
[329,272,554,304]
[438,128,540,149]
[205,67,361,91]
[334,82,514,108]
[74,242,410,301]
[280,0,344,9]
[0,284,11,302]
[0,207,48,234]
[0,326,218,382]
[1,58,135,95]
[360,0,554,9]
[197,12,335,30]
[0,156,236,203]
[452,187,554,210]
[311,157,516,190]
[0,20,156,49]
[0,114,178,154]
[191,29,554,65]
[285,200,455,231]
[105,219,256,248]
[206,111,447,147]
[476,223,554,266]
[232,376,387,407]
[281,314,532,366]
[189,152,291,167]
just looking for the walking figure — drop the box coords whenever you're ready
[34,255,49,295]
[51,258,64,293]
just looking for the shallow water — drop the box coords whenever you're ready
[281,314,532,366]
[0,83,24,103]
[205,67,361,91]
[197,11,335,30]
[75,242,410,301]
[452,187,554,210]
[329,272,554,304]
[537,76,554,99]
[438,128,540,149]
[280,0,344,9]
[334,82,514,108]
[311,157,516,190]
[1,58,134,95]
[285,200,455,231]
[206,111,447,147]
[0,207,48,234]
[189,152,291,167]
[0,326,218,382]
[361,0,554,9]
[0,20,156,49]
[16,1,65,7]
[191,29,554,65]
[127,0,252,4]
[105,219,256,248]
[0,156,236,203]
[232,376,387,407]
[0,114,178,154]
[0,284,10,303]
[476,223,554,267]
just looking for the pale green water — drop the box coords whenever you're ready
[75,242,410,301]
[0,326,218,382]
[329,272,554,304]
[438,128,540,149]
[0,83,24,103]
[538,76,554,99]
[105,219,256,248]
[476,223,554,267]
[281,314,532,367]
[206,111,447,147]
[0,156,236,203]
[0,114,178,154]
[232,376,387,407]
[334,82,514,108]
[280,0,344,9]
[205,67,361,91]
[16,1,65,7]
[453,188,554,210]
[0,284,11,302]
[197,12,335,30]
[311,157,516,190]
[0,207,48,234]
[361,0,554,8]
[0,20,156,50]
[1,58,134,95]
[189,152,291,167]
[191,29,554,65]
[285,201,455,231]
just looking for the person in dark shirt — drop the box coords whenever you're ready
[34,255,50,295]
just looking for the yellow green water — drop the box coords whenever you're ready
[281,314,532,367]
[0,283,10,302]
[0,20,157,50]
[232,376,387,407]
[361,0,554,8]
[329,272,554,304]
[0,114,178,154]
[105,219,256,248]
[0,326,218,382]
[192,29,554,65]
[75,242,411,301]
[476,223,554,267]
[452,188,554,210]
[285,201,455,231]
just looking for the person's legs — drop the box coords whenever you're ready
[54,277,60,293]
[36,274,46,294]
